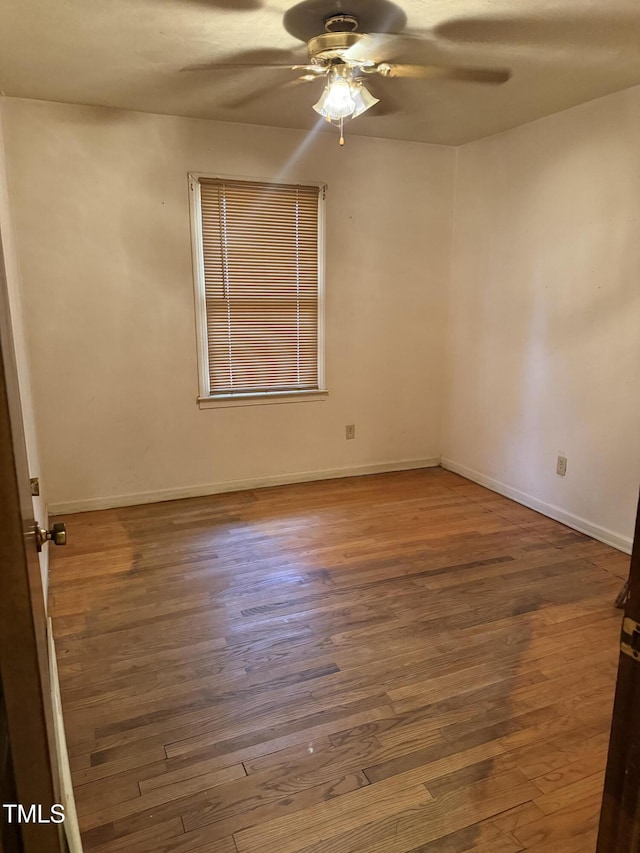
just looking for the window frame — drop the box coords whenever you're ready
[188,171,327,409]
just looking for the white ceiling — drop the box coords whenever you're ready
[2,0,640,145]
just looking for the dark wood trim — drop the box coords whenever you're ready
[597,493,640,852]
[0,686,21,853]
[0,229,62,850]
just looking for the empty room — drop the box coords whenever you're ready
[1,1,640,851]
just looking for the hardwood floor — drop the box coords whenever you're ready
[49,468,630,853]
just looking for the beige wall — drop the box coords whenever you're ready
[443,86,640,551]
[2,99,454,511]
[0,101,49,597]
[5,90,639,549]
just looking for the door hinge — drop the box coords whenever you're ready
[621,617,640,661]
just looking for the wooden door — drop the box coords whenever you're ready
[0,681,21,853]
[597,495,640,851]
[0,230,63,851]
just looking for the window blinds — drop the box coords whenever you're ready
[199,177,320,396]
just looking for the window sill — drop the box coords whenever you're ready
[198,390,328,409]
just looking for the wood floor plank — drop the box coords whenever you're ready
[489,800,546,834]
[233,775,434,853]
[511,791,602,848]
[79,762,246,827]
[465,833,524,853]
[49,468,620,853]
[533,770,605,816]
[277,774,540,853]
[395,820,514,853]
[531,749,608,796]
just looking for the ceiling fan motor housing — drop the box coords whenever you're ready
[307,31,363,63]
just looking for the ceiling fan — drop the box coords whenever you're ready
[184,1,511,145]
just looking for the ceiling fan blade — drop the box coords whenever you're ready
[182,0,263,9]
[434,13,640,53]
[182,47,309,73]
[343,32,434,64]
[183,62,317,72]
[220,75,320,109]
[382,64,511,84]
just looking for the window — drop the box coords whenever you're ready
[189,174,326,407]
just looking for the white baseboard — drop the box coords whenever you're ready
[48,620,83,852]
[49,457,441,515]
[441,457,633,555]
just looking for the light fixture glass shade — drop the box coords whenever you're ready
[351,84,379,118]
[313,76,355,121]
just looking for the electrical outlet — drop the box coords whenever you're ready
[345,424,355,440]
[557,455,567,476]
